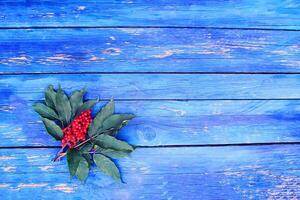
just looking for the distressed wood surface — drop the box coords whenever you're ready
[2,1,300,199]
[0,0,300,29]
[1,100,300,147]
[2,74,300,101]
[1,28,300,73]
[1,145,300,199]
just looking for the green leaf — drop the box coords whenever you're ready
[102,114,135,131]
[79,143,94,167]
[70,88,86,119]
[33,103,59,120]
[67,149,81,176]
[94,154,120,181]
[76,99,98,117]
[76,157,89,182]
[79,143,93,152]
[55,87,72,125]
[96,147,130,159]
[82,154,92,167]
[45,85,56,110]
[93,134,134,152]
[67,149,89,182]
[88,98,114,137]
[41,118,64,140]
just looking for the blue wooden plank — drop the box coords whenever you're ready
[1,145,300,199]
[2,74,299,146]
[0,100,300,147]
[0,0,300,29]
[1,100,300,146]
[2,74,300,101]
[1,28,300,73]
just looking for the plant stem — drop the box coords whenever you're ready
[74,128,115,149]
[53,128,115,161]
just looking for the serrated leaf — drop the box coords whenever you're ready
[88,98,114,137]
[96,147,130,159]
[41,118,64,140]
[93,134,134,152]
[55,87,72,126]
[45,85,56,109]
[33,103,59,120]
[76,99,98,117]
[102,114,135,131]
[70,88,86,119]
[94,154,120,181]
[67,149,89,181]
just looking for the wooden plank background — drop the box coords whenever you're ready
[1,28,300,73]
[1,0,300,199]
[0,0,300,29]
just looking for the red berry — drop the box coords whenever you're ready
[61,109,93,148]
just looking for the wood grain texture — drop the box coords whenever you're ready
[1,28,300,73]
[2,74,300,101]
[2,1,300,198]
[2,100,300,146]
[1,145,300,199]
[0,0,300,29]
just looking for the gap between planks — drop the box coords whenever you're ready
[0,26,300,32]
[1,142,300,149]
[4,72,300,75]
[24,98,300,101]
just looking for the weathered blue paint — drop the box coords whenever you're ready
[1,0,300,199]
[1,28,300,73]
[2,74,300,101]
[1,146,300,199]
[1,100,300,146]
[0,0,299,29]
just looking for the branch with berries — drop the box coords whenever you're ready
[33,85,135,182]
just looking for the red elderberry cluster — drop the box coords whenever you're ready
[62,110,92,148]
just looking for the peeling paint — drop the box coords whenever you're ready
[6,56,30,64]
[77,6,86,11]
[159,106,186,116]
[102,48,122,55]
[43,54,73,63]
[0,156,16,160]
[0,184,10,188]
[27,156,40,159]
[38,166,54,171]
[15,183,48,190]
[223,171,243,177]
[267,176,300,199]
[280,60,300,66]
[153,50,174,58]
[16,138,26,141]
[2,131,19,135]
[271,50,291,56]
[119,28,143,35]
[0,105,17,112]
[89,56,98,61]
[51,184,76,193]
[88,56,105,61]
[2,166,16,172]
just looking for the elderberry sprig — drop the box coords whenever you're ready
[33,85,135,182]
[53,128,117,161]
